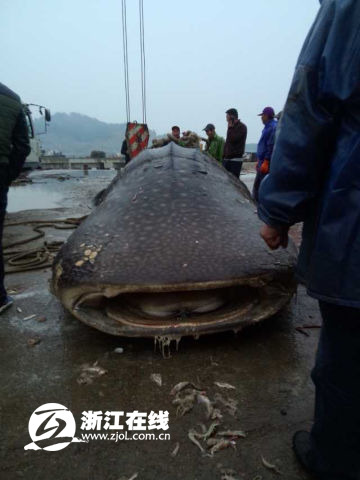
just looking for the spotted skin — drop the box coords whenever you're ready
[51,143,297,337]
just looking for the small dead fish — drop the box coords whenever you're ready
[150,373,162,387]
[77,362,108,385]
[220,468,239,480]
[173,390,197,416]
[197,393,213,419]
[118,474,138,480]
[171,442,180,457]
[218,430,246,438]
[211,408,223,420]
[188,429,205,454]
[170,381,202,395]
[27,337,41,347]
[197,423,207,434]
[221,474,239,480]
[203,421,220,440]
[23,314,36,321]
[16,307,22,313]
[206,437,219,447]
[209,438,235,455]
[83,366,107,375]
[214,382,236,390]
[261,455,282,475]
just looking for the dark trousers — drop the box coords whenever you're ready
[310,301,360,480]
[223,159,243,178]
[0,170,8,302]
[252,170,266,203]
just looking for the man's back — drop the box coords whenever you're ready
[0,82,30,176]
[0,83,24,163]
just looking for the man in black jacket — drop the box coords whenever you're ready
[223,108,247,178]
[0,82,30,313]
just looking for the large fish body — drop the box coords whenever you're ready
[51,143,297,337]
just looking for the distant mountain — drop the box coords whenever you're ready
[34,112,156,156]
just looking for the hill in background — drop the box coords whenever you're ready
[34,112,257,156]
[34,112,156,156]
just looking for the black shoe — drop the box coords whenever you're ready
[293,431,319,477]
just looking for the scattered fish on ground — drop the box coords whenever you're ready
[150,373,162,387]
[27,337,41,347]
[220,468,240,480]
[23,314,36,321]
[171,442,180,457]
[170,381,202,396]
[214,382,236,390]
[203,421,220,440]
[172,389,197,417]
[197,392,213,419]
[118,474,138,480]
[209,438,235,456]
[188,428,206,454]
[261,455,282,475]
[218,430,246,438]
[77,361,108,385]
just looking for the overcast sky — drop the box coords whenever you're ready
[2,0,320,142]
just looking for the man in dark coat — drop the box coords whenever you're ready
[258,1,360,478]
[0,82,30,313]
[223,108,247,178]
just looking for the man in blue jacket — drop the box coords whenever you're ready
[258,1,360,479]
[252,106,277,203]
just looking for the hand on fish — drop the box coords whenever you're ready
[260,224,289,250]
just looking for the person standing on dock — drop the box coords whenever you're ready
[223,108,247,178]
[258,0,360,478]
[0,82,30,313]
[202,123,224,163]
[252,106,277,203]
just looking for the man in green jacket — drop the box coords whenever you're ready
[0,82,31,313]
[202,123,224,163]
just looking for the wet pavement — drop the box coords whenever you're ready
[0,168,319,480]
[8,169,117,213]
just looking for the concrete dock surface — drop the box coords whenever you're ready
[0,169,317,480]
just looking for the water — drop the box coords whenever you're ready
[7,169,117,213]
[240,172,256,191]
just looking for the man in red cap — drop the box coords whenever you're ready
[252,106,277,202]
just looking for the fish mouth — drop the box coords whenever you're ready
[61,274,296,337]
